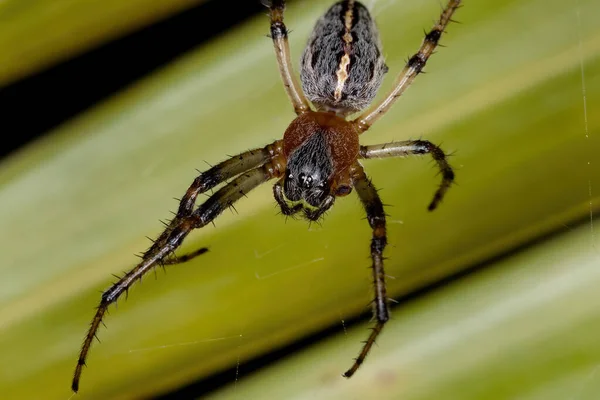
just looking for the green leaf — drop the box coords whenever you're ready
[208,216,600,400]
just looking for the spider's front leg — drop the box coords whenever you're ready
[360,140,454,211]
[343,162,389,378]
[171,141,283,224]
[72,145,284,393]
[159,141,282,265]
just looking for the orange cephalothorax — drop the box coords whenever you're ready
[282,112,359,206]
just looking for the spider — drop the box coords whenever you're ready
[72,0,460,392]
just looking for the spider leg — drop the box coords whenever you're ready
[353,0,461,132]
[265,0,311,115]
[303,195,335,221]
[273,181,335,221]
[156,141,283,266]
[174,140,283,221]
[360,140,454,211]
[163,247,209,265]
[149,141,284,268]
[273,180,303,216]
[343,162,389,378]
[72,165,279,393]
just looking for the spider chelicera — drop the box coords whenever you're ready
[72,0,461,392]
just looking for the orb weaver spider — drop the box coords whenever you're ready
[72,0,461,392]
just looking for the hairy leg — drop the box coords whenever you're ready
[273,180,303,216]
[72,164,279,392]
[360,140,454,211]
[353,0,462,132]
[163,247,209,265]
[343,162,389,378]
[174,140,282,221]
[265,0,311,114]
[302,195,335,221]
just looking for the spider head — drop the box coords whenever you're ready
[284,167,330,208]
[283,132,332,208]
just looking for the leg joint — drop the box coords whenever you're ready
[101,289,117,305]
[270,22,287,40]
[368,214,386,228]
[376,311,390,324]
[371,235,387,254]
[407,54,426,73]
[425,28,442,45]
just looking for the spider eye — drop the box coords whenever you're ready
[299,173,314,189]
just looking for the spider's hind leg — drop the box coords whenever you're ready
[264,0,311,115]
[343,162,389,378]
[353,0,462,131]
[359,140,454,211]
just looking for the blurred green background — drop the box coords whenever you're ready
[1,0,599,399]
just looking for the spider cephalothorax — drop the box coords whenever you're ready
[279,111,358,216]
[72,0,461,392]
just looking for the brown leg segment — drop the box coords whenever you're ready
[353,0,461,132]
[72,164,278,393]
[360,140,454,211]
[265,0,311,115]
[343,162,389,378]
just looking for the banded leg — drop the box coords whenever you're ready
[265,0,311,115]
[173,140,282,221]
[159,141,283,264]
[343,162,389,378]
[353,0,461,132]
[72,165,277,393]
[360,140,454,211]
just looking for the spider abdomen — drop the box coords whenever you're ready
[300,0,388,116]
